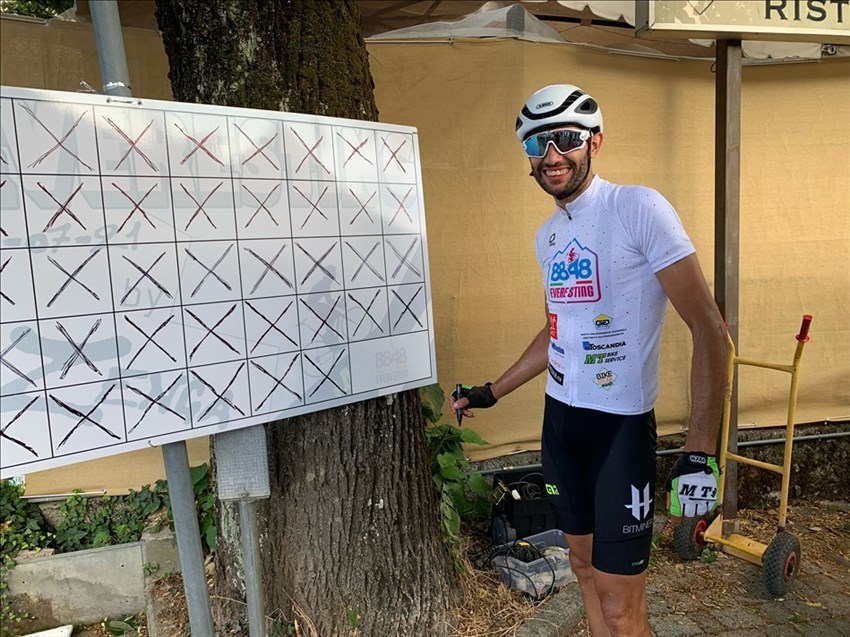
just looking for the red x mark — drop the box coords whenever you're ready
[291,127,330,174]
[104,116,157,171]
[337,132,373,167]
[113,182,158,233]
[174,122,224,166]
[181,182,223,230]
[382,137,407,173]
[21,104,94,171]
[39,181,86,231]
[234,123,279,170]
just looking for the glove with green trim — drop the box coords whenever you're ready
[665,452,720,517]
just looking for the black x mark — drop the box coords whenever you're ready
[47,249,102,307]
[121,252,172,305]
[57,318,102,380]
[174,122,224,166]
[387,238,422,279]
[300,296,344,344]
[294,185,329,229]
[291,128,330,174]
[251,355,302,410]
[1,395,40,457]
[243,183,281,227]
[1,179,9,238]
[39,181,86,231]
[185,303,240,361]
[382,137,407,173]
[348,188,376,225]
[22,104,94,171]
[337,132,373,167]
[124,314,177,368]
[304,350,346,397]
[245,300,297,352]
[126,374,185,433]
[191,363,246,421]
[297,242,338,285]
[234,123,279,170]
[345,241,384,282]
[0,257,14,305]
[348,290,384,337]
[181,182,223,230]
[1,328,37,387]
[185,244,233,297]
[243,244,293,294]
[113,182,158,233]
[392,286,424,329]
[104,117,157,171]
[53,383,120,448]
[387,187,414,227]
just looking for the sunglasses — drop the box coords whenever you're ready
[522,128,592,158]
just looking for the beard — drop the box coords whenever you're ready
[532,150,591,200]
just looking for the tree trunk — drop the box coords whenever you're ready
[154,1,461,635]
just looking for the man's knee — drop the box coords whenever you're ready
[568,543,593,580]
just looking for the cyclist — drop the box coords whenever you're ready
[452,84,727,637]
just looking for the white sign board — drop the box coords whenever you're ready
[0,86,437,478]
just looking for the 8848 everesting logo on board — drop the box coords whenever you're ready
[547,238,601,304]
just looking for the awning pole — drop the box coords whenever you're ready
[714,38,742,533]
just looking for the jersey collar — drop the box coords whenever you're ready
[557,174,601,219]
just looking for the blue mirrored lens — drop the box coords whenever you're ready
[522,130,587,157]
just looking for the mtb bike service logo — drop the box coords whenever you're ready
[547,238,600,304]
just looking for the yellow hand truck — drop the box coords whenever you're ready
[673,315,813,597]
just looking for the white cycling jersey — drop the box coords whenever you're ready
[535,175,695,414]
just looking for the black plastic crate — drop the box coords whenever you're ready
[489,468,558,543]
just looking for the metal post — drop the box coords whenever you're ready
[163,443,216,636]
[215,425,270,637]
[714,39,742,534]
[88,0,132,97]
[239,499,265,637]
[87,3,215,632]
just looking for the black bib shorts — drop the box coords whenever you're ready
[541,394,658,576]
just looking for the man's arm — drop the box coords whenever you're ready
[451,300,551,416]
[655,253,727,452]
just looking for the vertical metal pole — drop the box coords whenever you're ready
[88,2,215,632]
[88,0,132,97]
[239,499,266,637]
[163,443,216,636]
[714,39,742,533]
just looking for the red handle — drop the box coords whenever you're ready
[796,315,813,342]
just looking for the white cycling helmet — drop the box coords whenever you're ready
[515,84,603,142]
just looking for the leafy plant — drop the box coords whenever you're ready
[157,463,217,553]
[54,482,167,553]
[0,0,73,19]
[1,479,56,637]
[419,384,492,554]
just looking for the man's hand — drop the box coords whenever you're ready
[665,452,720,517]
[451,383,497,417]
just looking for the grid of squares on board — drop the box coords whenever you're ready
[0,94,430,472]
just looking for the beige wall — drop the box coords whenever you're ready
[2,18,847,493]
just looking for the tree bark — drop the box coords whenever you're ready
[154,1,461,635]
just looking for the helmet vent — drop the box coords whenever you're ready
[577,98,598,114]
[521,89,585,121]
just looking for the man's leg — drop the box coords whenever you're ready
[566,533,611,637]
[592,567,651,637]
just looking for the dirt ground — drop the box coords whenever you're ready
[69,501,849,637]
[569,501,850,637]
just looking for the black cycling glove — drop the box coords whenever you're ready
[452,383,498,409]
[665,452,720,517]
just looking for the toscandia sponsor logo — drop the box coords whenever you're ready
[583,340,625,351]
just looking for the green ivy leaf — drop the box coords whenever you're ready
[459,427,487,446]
[467,472,492,496]
[418,384,445,424]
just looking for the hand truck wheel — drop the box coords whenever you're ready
[673,514,711,560]
[762,531,801,597]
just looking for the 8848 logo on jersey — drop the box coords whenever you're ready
[547,238,601,304]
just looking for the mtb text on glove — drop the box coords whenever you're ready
[665,452,720,518]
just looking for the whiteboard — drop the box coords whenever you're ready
[0,86,436,478]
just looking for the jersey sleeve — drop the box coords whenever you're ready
[616,186,695,273]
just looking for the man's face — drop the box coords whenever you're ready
[527,128,599,200]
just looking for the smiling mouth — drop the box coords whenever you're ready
[543,167,571,178]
